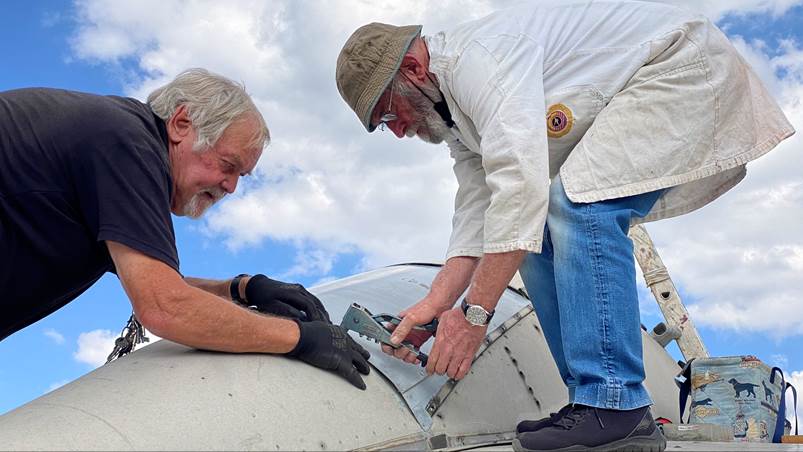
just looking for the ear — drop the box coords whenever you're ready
[166,104,193,145]
[399,54,428,84]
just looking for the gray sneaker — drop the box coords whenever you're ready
[512,404,666,452]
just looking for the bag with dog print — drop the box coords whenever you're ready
[677,355,798,443]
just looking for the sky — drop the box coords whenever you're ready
[0,0,801,428]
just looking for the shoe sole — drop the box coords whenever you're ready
[512,428,666,452]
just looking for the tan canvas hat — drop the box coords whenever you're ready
[336,22,422,132]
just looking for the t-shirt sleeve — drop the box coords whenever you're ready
[72,118,180,272]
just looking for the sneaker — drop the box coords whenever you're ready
[516,404,573,434]
[512,404,666,452]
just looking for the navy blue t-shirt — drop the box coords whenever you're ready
[0,88,180,341]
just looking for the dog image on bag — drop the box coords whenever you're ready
[762,380,775,403]
[728,378,759,398]
[692,398,714,408]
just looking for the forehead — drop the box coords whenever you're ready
[215,118,264,166]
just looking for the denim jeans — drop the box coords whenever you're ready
[519,176,663,410]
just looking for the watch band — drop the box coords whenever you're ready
[230,274,250,304]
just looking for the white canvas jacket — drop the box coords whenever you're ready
[426,1,795,259]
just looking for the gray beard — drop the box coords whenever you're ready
[183,187,226,218]
[396,78,453,145]
[414,107,453,144]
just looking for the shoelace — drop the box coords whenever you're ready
[553,406,606,430]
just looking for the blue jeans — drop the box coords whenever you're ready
[519,176,663,410]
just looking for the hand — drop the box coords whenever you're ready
[288,320,371,390]
[381,299,442,365]
[244,274,331,323]
[425,307,486,380]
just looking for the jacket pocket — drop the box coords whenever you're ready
[545,85,605,178]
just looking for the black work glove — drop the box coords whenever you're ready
[288,320,371,390]
[244,274,332,323]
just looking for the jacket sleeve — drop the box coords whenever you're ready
[446,138,490,259]
[449,34,550,254]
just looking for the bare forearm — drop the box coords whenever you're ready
[185,276,252,301]
[143,286,299,354]
[467,250,526,311]
[427,256,480,310]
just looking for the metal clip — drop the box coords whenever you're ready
[340,303,435,366]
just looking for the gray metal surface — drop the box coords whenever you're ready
[0,264,688,451]
[0,340,424,451]
[314,264,531,429]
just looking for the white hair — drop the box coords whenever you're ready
[147,68,270,151]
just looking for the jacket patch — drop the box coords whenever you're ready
[547,103,574,138]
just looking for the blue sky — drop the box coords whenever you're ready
[1,0,802,423]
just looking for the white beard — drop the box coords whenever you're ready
[182,187,226,218]
[413,107,453,144]
[395,78,454,145]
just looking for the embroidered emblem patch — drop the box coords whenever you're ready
[546,103,574,138]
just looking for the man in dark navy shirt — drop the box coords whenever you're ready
[0,68,370,389]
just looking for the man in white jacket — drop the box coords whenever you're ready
[335,2,793,451]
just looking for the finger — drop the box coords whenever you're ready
[403,350,419,364]
[351,349,371,375]
[390,315,417,345]
[338,362,367,390]
[393,346,414,362]
[455,357,473,381]
[348,336,370,360]
[281,296,328,323]
[296,293,332,323]
[276,292,313,311]
[434,349,451,376]
[259,302,304,320]
[426,342,441,375]
[446,355,462,379]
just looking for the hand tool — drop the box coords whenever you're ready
[340,303,437,367]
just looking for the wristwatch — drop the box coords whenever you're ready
[460,297,495,326]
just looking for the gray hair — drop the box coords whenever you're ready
[147,68,270,151]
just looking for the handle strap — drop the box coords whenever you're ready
[677,359,694,423]
[770,367,786,443]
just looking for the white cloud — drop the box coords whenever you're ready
[43,328,65,345]
[648,33,803,338]
[772,354,790,369]
[68,1,803,335]
[73,329,116,367]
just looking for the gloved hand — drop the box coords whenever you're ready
[243,274,332,323]
[288,320,371,390]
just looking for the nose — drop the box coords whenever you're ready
[387,120,405,139]
[221,174,238,194]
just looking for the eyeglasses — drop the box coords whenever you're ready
[376,81,397,131]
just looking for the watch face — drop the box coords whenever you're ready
[465,305,489,326]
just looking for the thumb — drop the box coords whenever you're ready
[390,315,417,345]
